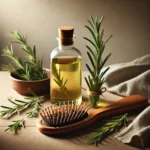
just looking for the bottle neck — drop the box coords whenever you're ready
[58,44,74,50]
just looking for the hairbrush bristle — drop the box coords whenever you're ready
[40,101,90,127]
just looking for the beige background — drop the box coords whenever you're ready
[0,0,150,70]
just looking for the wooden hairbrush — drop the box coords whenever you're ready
[37,95,148,135]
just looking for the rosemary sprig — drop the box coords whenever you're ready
[26,100,41,117]
[84,16,112,92]
[1,31,47,80]
[5,119,25,134]
[87,113,128,146]
[0,88,42,118]
[52,64,68,96]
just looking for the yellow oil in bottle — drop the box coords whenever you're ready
[50,56,82,104]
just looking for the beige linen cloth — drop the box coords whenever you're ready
[104,54,150,149]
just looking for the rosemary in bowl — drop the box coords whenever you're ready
[1,31,48,80]
[1,31,50,95]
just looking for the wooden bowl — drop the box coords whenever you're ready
[9,68,50,96]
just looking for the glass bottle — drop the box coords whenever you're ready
[50,26,82,105]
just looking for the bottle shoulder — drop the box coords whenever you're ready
[50,47,81,60]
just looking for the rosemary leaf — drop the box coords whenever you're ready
[0,88,43,118]
[1,31,48,80]
[26,101,41,118]
[52,64,68,96]
[87,113,128,146]
[5,119,25,134]
[84,15,112,92]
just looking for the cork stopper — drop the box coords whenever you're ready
[58,26,74,46]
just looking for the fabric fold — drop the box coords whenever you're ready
[104,54,150,100]
[115,106,150,149]
[104,54,150,149]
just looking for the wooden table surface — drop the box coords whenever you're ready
[0,71,141,150]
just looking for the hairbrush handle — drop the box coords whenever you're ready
[89,95,148,119]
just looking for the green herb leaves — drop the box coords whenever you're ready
[52,64,68,96]
[1,31,47,80]
[5,119,25,134]
[0,89,42,118]
[87,113,128,146]
[84,16,112,92]
[0,89,43,133]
